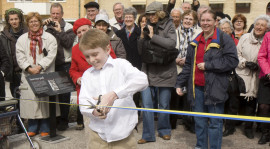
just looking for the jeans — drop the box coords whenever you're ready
[28,118,50,133]
[141,87,172,141]
[193,86,224,149]
[56,63,71,125]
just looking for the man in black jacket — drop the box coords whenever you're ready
[44,3,76,131]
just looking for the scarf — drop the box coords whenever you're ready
[178,24,194,58]
[28,28,43,64]
[10,26,24,39]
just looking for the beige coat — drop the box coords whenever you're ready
[175,27,201,73]
[16,32,59,119]
[236,30,262,98]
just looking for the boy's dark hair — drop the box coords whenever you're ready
[79,29,110,52]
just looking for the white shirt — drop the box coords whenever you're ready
[79,57,148,142]
[109,17,121,30]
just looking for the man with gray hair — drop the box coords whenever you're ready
[109,2,125,31]
[171,8,182,29]
[182,2,191,12]
[44,3,76,131]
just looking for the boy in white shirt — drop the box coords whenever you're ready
[79,29,148,149]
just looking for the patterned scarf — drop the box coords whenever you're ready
[28,28,43,64]
[178,24,194,58]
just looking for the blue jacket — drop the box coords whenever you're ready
[175,28,239,105]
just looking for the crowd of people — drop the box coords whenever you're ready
[0,0,270,148]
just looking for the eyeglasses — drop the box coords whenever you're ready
[220,26,231,30]
[200,19,214,23]
[124,16,134,19]
[29,20,39,24]
[235,20,243,23]
[184,17,194,21]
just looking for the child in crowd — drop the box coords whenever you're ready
[79,29,148,149]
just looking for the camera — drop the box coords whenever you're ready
[47,21,56,27]
[143,25,150,34]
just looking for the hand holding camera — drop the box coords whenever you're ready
[245,61,259,71]
[44,18,61,32]
[143,25,154,39]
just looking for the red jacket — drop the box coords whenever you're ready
[69,43,117,103]
[258,32,270,78]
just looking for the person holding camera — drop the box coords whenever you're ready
[43,3,77,131]
[137,1,177,144]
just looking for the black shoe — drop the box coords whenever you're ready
[258,133,270,144]
[244,130,254,139]
[57,123,69,131]
[223,128,236,137]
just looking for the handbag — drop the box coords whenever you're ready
[141,40,178,65]
[228,69,246,95]
[219,32,246,95]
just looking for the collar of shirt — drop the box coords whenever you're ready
[88,56,114,73]
[125,26,135,38]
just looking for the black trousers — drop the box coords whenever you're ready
[56,63,71,125]
[224,95,257,130]
[0,72,5,101]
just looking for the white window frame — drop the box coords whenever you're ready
[7,0,32,2]
[49,0,66,2]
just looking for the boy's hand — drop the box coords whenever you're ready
[92,109,107,119]
[93,91,118,116]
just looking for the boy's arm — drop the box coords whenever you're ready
[79,73,99,119]
[114,60,148,99]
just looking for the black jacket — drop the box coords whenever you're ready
[116,24,142,70]
[0,26,28,81]
[176,29,239,105]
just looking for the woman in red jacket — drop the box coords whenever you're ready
[69,18,116,130]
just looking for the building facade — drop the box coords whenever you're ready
[0,0,268,28]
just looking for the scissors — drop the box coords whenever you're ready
[86,95,102,113]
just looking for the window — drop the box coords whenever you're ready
[132,5,146,15]
[7,0,32,2]
[235,3,251,13]
[209,3,224,12]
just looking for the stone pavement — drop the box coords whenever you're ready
[7,118,270,149]
[4,82,270,149]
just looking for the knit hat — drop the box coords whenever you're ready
[145,1,163,14]
[84,2,99,9]
[73,18,92,34]
[95,14,109,24]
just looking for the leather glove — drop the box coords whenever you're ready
[245,61,259,71]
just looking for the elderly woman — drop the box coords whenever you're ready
[116,7,142,113]
[236,15,270,139]
[257,17,270,145]
[232,14,247,39]
[219,18,238,45]
[16,12,58,137]
[218,18,240,137]
[95,13,126,59]
[116,7,141,69]
[137,1,177,144]
[176,10,238,149]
